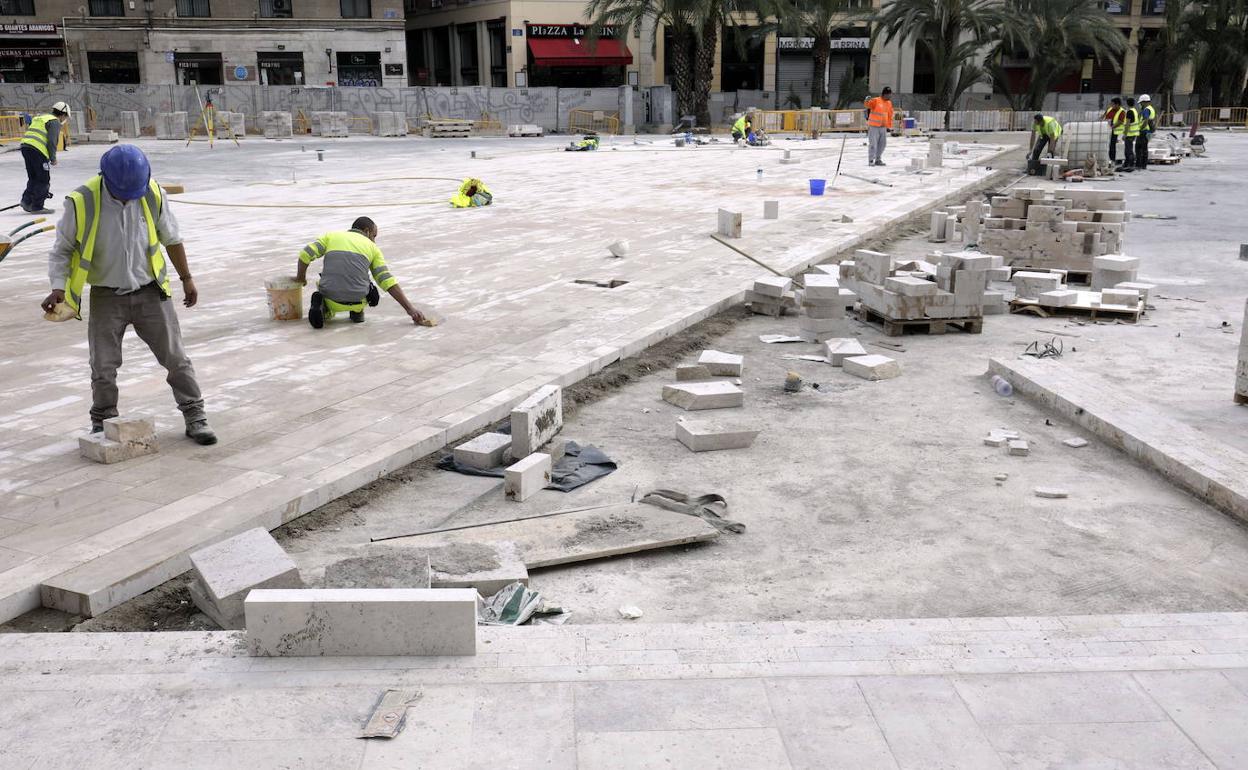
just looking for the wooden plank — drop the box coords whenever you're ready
[380,503,719,569]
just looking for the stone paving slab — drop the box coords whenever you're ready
[991,356,1248,526]
[0,613,1244,768]
[0,137,1010,623]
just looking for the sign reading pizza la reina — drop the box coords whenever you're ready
[525,23,618,38]
[2,23,59,35]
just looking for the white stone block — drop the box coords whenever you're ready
[802,273,840,300]
[884,276,937,297]
[799,316,850,334]
[675,419,760,452]
[842,355,901,381]
[1092,254,1139,271]
[662,381,744,411]
[1063,437,1089,448]
[453,432,512,469]
[1012,271,1063,299]
[1115,282,1155,304]
[855,250,892,285]
[504,452,552,502]
[824,338,867,366]
[698,349,744,377]
[1034,487,1069,499]
[155,112,188,140]
[190,527,301,629]
[929,210,948,242]
[119,111,141,138]
[1100,288,1140,306]
[1008,439,1030,456]
[78,433,157,464]
[763,200,779,220]
[987,266,1013,282]
[1038,290,1079,307]
[510,385,562,456]
[102,416,154,443]
[676,364,713,381]
[717,208,742,238]
[753,276,792,298]
[245,588,477,656]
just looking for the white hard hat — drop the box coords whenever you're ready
[1138,94,1151,102]
[51,101,71,115]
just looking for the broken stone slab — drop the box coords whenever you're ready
[676,364,713,381]
[697,349,744,377]
[322,549,432,590]
[661,381,744,411]
[1008,439,1030,456]
[823,338,867,366]
[189,527,302,630]
[752,276,792,298]
[1063,437,1089,448]
[675,418,760,452]
[1034,487,1069,499]
[842,355,901,381]
[510,385,562,457]
[764,200,779,220]
[504,453,552,502]
[78,432,157,464]
[245,588,478,656]
[717,208,743,238]
[452,432,512,470]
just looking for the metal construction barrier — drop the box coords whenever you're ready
[567,108,620,135]
[753,109,866,137]
[909,109,1102,132]
[1178,107,1248,127]
[0,113,23,144]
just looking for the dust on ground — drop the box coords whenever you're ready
[560,514,646,549]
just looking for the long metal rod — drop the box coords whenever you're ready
[830,134,847,188]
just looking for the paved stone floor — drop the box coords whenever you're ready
[1,612,1245,768]
[0,134,1007,622]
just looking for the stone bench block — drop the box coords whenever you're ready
[675,418,760,452]
[842,354,901,381]
[190,527,301,629]
[504,452,551,502]
[119,111,141,138]
[510,385,562,456]
[697,349,743,377]
[453,432,512,469]
[245,588,477,656]
[662,382,744,411]
[824,338,867,366]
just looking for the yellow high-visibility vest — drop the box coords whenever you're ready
[21,114,57,159]
[63,176,169,317]
[1037,116,1062,140]
[1125,108,1141,137]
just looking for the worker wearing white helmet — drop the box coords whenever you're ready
[17,101,71,214]
[1134,95,1157,170]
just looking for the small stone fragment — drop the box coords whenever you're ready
[1062,437,1089,448]
[1007,439,1030,456]
[1034,487,1069,499]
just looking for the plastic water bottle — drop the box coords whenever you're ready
[991,375,1013,397]
[756,168,764,182]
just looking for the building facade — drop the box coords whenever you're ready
[1,0,405,85]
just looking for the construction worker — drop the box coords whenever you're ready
[450,178,492,208]
[731,112,753,144]
[565,134,600,152]
[39,144,217,445]
[865,87,894,166]
[1122,98,1140,171]
[1104,97,1127,165]
[1135,94,1157,170]
[1029,114,1063,173]
[295,217,426,328]
[19,101,70,214]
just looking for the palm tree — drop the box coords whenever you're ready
[1178,0,1248,108]
[1145,0,1192,116]
[873,0,998,117]
[990,0,1127,112]
[779,0,871,107]
[689,0,781,127]
[585,0,703,120]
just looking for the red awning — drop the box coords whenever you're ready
[528,37,632,67]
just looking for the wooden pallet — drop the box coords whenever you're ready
[1008,297,1143,323]
[855,306,983,336]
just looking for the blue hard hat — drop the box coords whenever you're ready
[100,144,152,201]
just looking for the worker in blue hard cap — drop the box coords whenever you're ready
[40,144,217,446]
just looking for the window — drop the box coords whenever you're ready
[258,51,304,84]
[260,0,292,17]
[1104,0,1130,14]
[1141,0,1164,14]
[340,0,370,18]
[0,0,36,15]
[89,0,124,14]
[176,0,210,16]
[88,51,140,83]
[336,51,380,86]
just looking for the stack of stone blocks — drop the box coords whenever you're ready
[746,275,797,317]
[79,417,158,464]
[215,112,246,139]
[840,248,994,321]
[977,188,1130,273]
[155,112,189,140]
[310,111,350,138]
[797,272,850,342]
[372,112,408,137]
[119,111,142,138]
[261,111,294,139]
[1011,259,1151,312]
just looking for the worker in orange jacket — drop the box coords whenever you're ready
[865,87,894,166]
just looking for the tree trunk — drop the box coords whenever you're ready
[693,18,717,128]
[812,36,830,108]
[670,27,696,120]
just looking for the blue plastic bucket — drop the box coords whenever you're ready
[903,116,917,130]
[809,178,827,196]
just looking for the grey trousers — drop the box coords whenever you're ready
[868,126,888,163]
[88,283,206,426]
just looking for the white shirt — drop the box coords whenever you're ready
[48,185,182,293]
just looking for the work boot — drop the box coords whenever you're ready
[90,422,103,434]
[185,420,218,446]
[308,291,325,329]
[366,284,380,307]
[349,309,365,323]
[23,207,54,215]
[875,160,886,166]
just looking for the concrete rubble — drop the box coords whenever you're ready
[189,527,302,630]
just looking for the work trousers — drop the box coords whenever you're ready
[1135,134,1150,169]
[87,283,206,426]
[1123,136,1136,167]
[20,144,51,211]
[868,126,888,164]
[1030,135,1053,162]
[1108,134,1119,163]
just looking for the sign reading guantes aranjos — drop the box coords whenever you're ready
[525,24,619,39]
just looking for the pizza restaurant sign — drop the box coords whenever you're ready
[526,24,619,39]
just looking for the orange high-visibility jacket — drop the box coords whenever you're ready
[866,96,894,129]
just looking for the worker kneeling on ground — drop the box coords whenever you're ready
[295,217,426,328]
[40,144,218,446]
[731,113,753,145]
[450,178,492,208]
[566,134,600,152]
[1028,113,1062,175]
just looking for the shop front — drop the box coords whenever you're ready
[0,24,67,83]
[175,51,223,85]
[776,33,870,108]
[336,51,381,86]
[525,24,631,88]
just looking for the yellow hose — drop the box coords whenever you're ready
[179,176,466,208]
